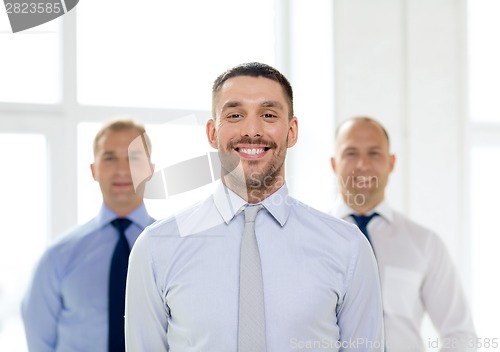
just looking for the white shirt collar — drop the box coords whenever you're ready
[331,197,394,223]
[213,180,291,227]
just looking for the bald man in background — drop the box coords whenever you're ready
[330,116,477,351]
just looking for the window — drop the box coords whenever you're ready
[467,0,500,338]
[468,0,500,123]
[0,1,336,349]
[0,16,62,104]
[469,147,500,337]
[0,134,47,351]
[77,0,276,110]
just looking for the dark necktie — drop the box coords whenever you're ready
[238,205,266,352]
[109,218,132,352]
[351,213,378,242]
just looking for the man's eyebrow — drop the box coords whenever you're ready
[220,101,242,112]
[342,147,358,152]
[220,100,285,112]
[261,100,284,110]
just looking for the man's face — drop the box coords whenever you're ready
[207,76,298,195]
[331,120,395,211]
[91,128,152,213]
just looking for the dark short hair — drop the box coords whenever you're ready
[212,62,294,119]
[93,117,152,157]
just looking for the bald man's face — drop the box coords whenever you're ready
[331,120,395,212]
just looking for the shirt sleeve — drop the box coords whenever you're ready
[421,233,477,352]
[21,251,62,352]
[125,229,169,351]
[336,233,385,351]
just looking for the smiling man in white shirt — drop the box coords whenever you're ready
[330,116,477,351]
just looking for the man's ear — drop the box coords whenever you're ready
[206,118,218,149]
[330,156,337,174]
[389,154,396,172]
[90,163,97,180]
[286,116,299,148]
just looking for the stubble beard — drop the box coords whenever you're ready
[219,138,287,200]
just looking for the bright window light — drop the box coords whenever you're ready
[468,0,500,123]
[469,147,500,338]
[0,134,47,352]
[77,0,276,110]
[0,14,62,104]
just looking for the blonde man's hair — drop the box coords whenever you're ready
[93,118,152,158]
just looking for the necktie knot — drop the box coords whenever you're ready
[111,218,132,237]
[351,213,379,239]
[351,213,378,228]
[244,204,263,224]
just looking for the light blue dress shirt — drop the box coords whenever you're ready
[125,182,384,351]
[22,203,155,352]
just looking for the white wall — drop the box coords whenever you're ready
[332,0,470,341]
[285,0,336,213]
[279,0,470,286]
[333,0,468,276]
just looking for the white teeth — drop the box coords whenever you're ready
[356,176,372,181]
[240,148,265,155]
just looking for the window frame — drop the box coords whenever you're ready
[0,2,337,350]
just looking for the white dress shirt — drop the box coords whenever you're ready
[125,182,384,351]
[332,200,477,352]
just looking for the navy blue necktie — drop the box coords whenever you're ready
[351,213,378,242]
[109,218,132,352]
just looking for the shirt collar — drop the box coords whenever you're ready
[95,202,153,230]
[331,197,394,223]
[213,180,291,227]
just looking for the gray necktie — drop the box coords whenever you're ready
[238,205,266,352]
